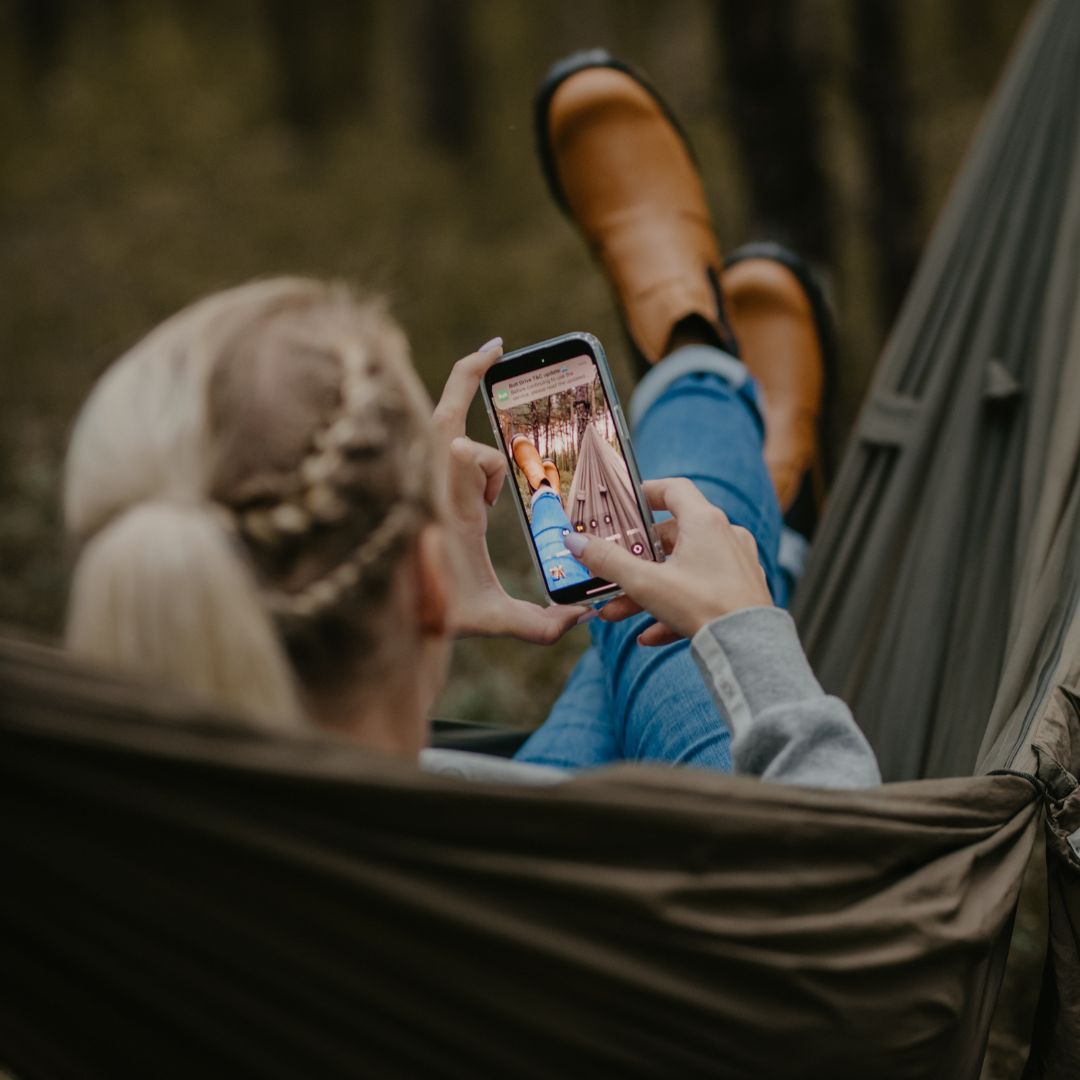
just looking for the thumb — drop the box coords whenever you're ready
[564,532,652,596]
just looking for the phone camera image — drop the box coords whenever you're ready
[491,353,654,594]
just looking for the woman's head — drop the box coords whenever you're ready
[64,278,450,749]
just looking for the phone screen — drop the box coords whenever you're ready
[489,347,656,603]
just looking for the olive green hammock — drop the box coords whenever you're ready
[2,1,1080,1077]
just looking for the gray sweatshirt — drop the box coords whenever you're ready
[421,606,881,790]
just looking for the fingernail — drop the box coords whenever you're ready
[564,532,587,556]
[478,336,503,353]
[575,609,598,625]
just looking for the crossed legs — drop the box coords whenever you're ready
[515,346,785,770]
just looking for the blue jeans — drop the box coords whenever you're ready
[514,346,786,771]
[529,489,591,589]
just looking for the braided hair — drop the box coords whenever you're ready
[64,279,439,724]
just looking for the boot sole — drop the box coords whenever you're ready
[724,241,837,536]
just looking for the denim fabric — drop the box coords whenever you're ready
[516,347,786,771]
[627,343,750,427]
[529,488,591,590]
[508,646,619,769]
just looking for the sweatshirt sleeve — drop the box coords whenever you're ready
[690,606,881,789]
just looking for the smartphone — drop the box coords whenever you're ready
[482,332,663,606]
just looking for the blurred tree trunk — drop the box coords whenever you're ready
[529,399,540,447]
[948,0,1011,91]
[715,0,832,265]
[850,0,921,325]
[263,0,371,135]
[14,0,68,88]
[574,384,592,446]
[415,0,475,155]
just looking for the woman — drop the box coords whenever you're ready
[64,53,884,790]
[63,276,878,789]
[63,280,573,757]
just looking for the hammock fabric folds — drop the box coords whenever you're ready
[0,645,1046,1079]
[566,422,650,557]
[2,0,1080,1076]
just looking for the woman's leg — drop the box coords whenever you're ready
[513,433,591,589]
[516,59,824,770]
[513,646,619,767]
[529,488,591,589]
[628,345,785,597]
[517,345,782,770]
[586,346,783,767]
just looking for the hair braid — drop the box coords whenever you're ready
[228,330,434,621]
[263,498,424,619]
[64,278,441,723]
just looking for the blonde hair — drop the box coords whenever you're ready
[63,278,437,728]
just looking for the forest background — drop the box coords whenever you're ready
[0,3,1043,1074]
[0,0,1034,727]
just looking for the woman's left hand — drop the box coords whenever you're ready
[432,340,590,643]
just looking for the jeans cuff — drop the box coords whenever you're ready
[778,526,811,583]
[628,345,749,431]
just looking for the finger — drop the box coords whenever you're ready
[564,533,654,597]
[731,524,759,557]
[642,477,719,524]
[447,437,495,513]
[598,595,644,622]
[496,597,587,645]
[655,518,679,555]
[451,437,506,505]
[473,442,508,506]
[637,622,682,647]
[432,338,504,437]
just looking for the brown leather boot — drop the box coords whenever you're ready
[537,52,737,365]
[541,459,562,501]
[722,243,831,519]
[511,434,552,493]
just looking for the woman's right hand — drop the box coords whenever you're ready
[563,477,773,646]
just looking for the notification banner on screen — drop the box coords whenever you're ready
[490,354,597,410]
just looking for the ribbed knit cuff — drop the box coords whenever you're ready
[690,607,825,735]
[628,345,748,430]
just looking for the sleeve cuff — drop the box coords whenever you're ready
[690,607,826,735]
